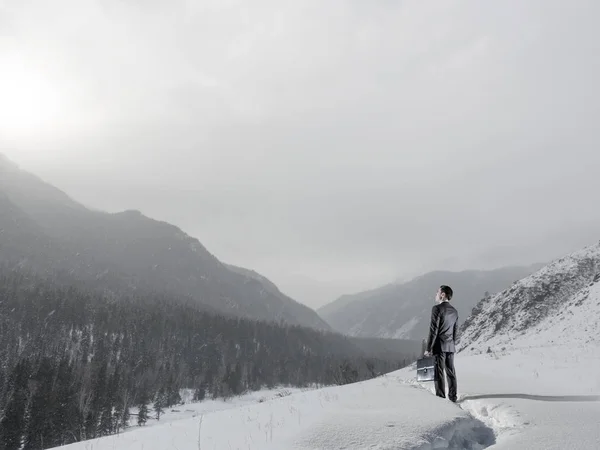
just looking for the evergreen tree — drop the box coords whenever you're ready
[122,405,131,429]
[113,391,130,433]
[153,389,165,421]
[83,411,97,442]
[23,358,60,450]
[137,403,149,426]
[98,402,114,436]
[0,389,28,450]
[0,360,31,450]
[54,359,81,445]
[193,386,206,401]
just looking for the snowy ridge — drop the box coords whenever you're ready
[459,241,600,353]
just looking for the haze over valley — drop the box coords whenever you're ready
[3,0,600,308]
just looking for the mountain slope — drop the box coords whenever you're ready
[459,241,600,353]
[225,264,331,330]
[319,265,544,340]
[0,193,48,262]
[0,154,330,330]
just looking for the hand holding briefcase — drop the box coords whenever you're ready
[416,356,435,382]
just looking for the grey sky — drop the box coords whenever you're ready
[2,0,600,308]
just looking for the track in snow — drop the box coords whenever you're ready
[459,394,600,402]
[414,416,496,450]
[398,384,497,449]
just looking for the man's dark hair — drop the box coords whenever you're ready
[440,285,453,300]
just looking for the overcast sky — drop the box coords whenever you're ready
[1,0,600,308]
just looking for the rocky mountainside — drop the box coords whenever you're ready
[458,242,600,353]
[0,154,330,330]
[318,265,543,340]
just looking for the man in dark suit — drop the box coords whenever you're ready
[424,285,458,402]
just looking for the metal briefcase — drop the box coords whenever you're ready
[416,356,435,382]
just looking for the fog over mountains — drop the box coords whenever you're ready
[0,154,329,330]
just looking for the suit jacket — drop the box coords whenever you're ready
[426,301,458,354]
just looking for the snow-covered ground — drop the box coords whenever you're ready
[55,343,600,449]
[403,344,600,449]
[124,387,312,433]
[56,244,600,449]
[59,372,491,450]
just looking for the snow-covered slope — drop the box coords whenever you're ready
[397,344,600,449]
[459,242,600,352]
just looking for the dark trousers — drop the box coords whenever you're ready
[434,352,457,401]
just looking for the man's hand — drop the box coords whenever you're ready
[424,351,432,357]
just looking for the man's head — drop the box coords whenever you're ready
[436,285,453,302]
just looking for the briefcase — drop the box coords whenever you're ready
[416,356,435,382]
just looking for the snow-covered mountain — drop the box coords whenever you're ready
[319,265,543,340]
[459,241,600,353]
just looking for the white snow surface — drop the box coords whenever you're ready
[400,345,600,450]
[125,387,312,432]
[58,375,485,450]
[56,243,600,449]
[56,346,600,449]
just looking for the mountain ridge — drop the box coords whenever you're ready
[0,154,330,330]
[318,265,545,340]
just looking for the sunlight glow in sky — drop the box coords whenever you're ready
[0,53,67,141]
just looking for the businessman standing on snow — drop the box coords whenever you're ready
[424,285,458,402]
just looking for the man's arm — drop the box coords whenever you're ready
[426,305,440,353]
[453,319,458,344]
